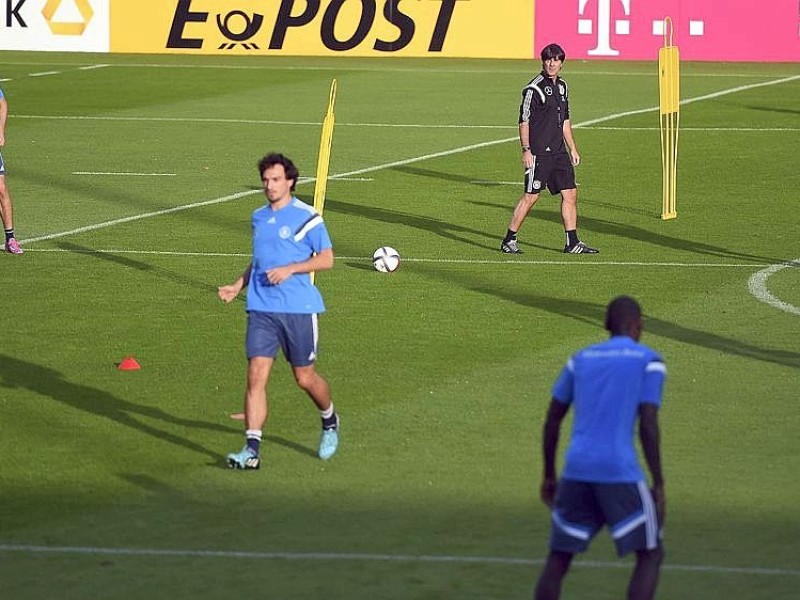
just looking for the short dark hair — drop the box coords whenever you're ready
[257,153,299,192]
[604,295,642,335]
[540,43,566,62]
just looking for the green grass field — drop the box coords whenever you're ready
[1,52,799,599]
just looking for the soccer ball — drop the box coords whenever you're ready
[372,246,400,273]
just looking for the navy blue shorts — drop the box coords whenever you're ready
[245,311,319,366]
[548,479,662,556]
[524,152,575,196]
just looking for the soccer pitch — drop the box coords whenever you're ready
[1,53,799,600]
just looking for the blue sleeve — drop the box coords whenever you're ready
[641,355,666,406]
[307,220,332,254]
[551,358,575,404]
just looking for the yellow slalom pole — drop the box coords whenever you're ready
[658,17,679,220]
[311,79,337,284]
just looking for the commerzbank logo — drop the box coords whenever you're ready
[41,0,94,36]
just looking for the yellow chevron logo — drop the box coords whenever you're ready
[42,0,94,36]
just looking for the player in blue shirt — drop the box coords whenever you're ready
[0,85,23,254]
[533,296,666,600]
[219,153,339,469]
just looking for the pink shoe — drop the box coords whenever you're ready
[5,238,23,254]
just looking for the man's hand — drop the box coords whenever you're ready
[652,484,666,524]
[266,265,295,285]
[540,477,557,508]
[523,150,534,169]
[218,284,241,303]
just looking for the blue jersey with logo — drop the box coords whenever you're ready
[246,197,332,314]
[551,335,666,483]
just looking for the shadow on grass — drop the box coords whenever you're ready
[470,200,784,264]
[15,166,255,237]
[323,197,498,252]
[56,241,230,298]
[0,354,237,462]
[463,285,800,369]
[266,435,317,459]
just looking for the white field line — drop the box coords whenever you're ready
[72,171,177,177]
[581,127,800,132]
[16,249,784,269]
[747,260,800,316]
[471,180,522,185]
[0,64,108,82]
[0,544,797,577]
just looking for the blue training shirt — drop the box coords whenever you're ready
[246,197,332,314]
[551,335,666,483]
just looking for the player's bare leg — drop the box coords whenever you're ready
[502,192,541,253]
[627,547,663,600]
[293,364,339,460]
[560,188,577,231]
[227,356,273,469]
[533,551,573,600]
[510,192,541,232]
[245,356,273,430]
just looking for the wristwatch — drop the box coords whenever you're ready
[521,146,531,152]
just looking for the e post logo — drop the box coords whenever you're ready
[110,0,534,58]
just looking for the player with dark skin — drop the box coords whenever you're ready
[534,297,665,600]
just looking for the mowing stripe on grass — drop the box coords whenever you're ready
[16,74,800,250]
[14,76,799,130]
[18,138,511,247]
[0,544,797,577]
[15,114,516,129]
[0,60,791,77]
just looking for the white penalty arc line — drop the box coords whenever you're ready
[0,544,797,577]
[747,260,800,316]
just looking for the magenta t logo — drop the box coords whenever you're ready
[578,0,631,56]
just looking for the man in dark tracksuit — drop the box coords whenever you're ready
[501,43,598,255]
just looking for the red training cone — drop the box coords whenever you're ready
[118,356,141,371]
